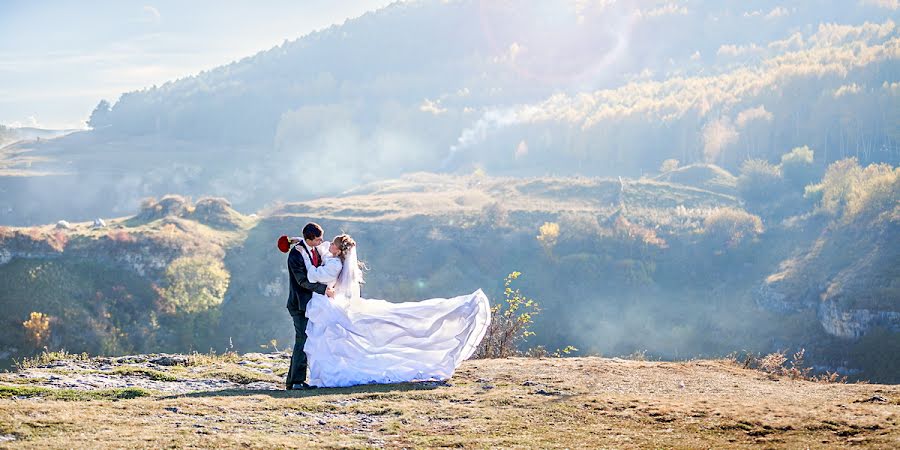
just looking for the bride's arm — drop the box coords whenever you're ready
[299,249,342,284]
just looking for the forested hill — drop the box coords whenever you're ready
[1,1,898,225]
[1,163,898,382]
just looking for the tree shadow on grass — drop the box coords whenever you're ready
[159,380,448,400]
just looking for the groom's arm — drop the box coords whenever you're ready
[289,253,327,295]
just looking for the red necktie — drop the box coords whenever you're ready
[311,248,320,267]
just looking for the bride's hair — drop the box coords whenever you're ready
[333,234,368,274]
[332,234,356,259]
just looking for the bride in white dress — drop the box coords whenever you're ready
[296,234,491,388]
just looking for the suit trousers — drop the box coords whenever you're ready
[286,311,309,387]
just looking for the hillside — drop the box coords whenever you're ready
[0,125,77,149]
[0,353,897,448]
[1,1,898,226]
[1,169,897,382]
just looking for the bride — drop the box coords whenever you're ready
[294,234,490,388]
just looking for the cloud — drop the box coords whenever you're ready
[515,140,529,159]
[419,98,447,115]
[8,116,42,129]
[745,7,790,19]
[765,7,790,19]
[494,42,524,64]
[142,6,161,23]
[860,0,900,10]
[572,0,617,15]
[636,2,688,19]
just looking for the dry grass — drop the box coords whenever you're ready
[0,356,897,448]
[111,367,180,382]
[15,350,90,370]
[272,172,737,225]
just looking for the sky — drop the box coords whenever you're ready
[0,0,396,129]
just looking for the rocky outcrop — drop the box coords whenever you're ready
[817,301,900,339]
[754,282,796,313]
[753,280,819,314]
[755,277,900,339]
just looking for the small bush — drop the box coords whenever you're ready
[806,158,899,222]
[536,222,560,257]
[625,349,648,361]
[48,230,68,252]
[780,146,817,188]
[22,312,51,348]
[187,350,241,366]
[701,207,764,248]
[736,348,847,383]
[158,256,231,314]
[659,159,680,173]
[472,272,540,359]
[737,159,784,205]
[614,216,667,248]
[107,229,137,243]
[16,349,90,369]
[844,163,899,222]
[807,158,862,217]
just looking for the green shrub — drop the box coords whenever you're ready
[780,146,817,188]
[806,158,898,222]
[702,207,764,248]
[844,163,899,222]
[157,256,231,350]
[536,222,560,257]
[806,158,861,216]
[158,256,230,314]
[737,159,784,205]
[472,272,540,359]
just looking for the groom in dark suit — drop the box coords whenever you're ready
[285,222,330,390]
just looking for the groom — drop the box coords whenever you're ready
[285,222,332,390]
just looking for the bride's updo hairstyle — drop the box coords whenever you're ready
[332,234,356,260]
[333,234,368,276]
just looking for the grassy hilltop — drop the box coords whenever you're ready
[0,351,898,448]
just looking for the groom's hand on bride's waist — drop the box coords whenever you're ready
[325,287,335,298]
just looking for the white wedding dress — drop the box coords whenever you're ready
[299,245,491,388]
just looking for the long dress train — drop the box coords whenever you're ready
[298,246,490,388]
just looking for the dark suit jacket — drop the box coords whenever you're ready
[286,244,327,314]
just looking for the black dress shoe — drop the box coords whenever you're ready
[291,382,318,390]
